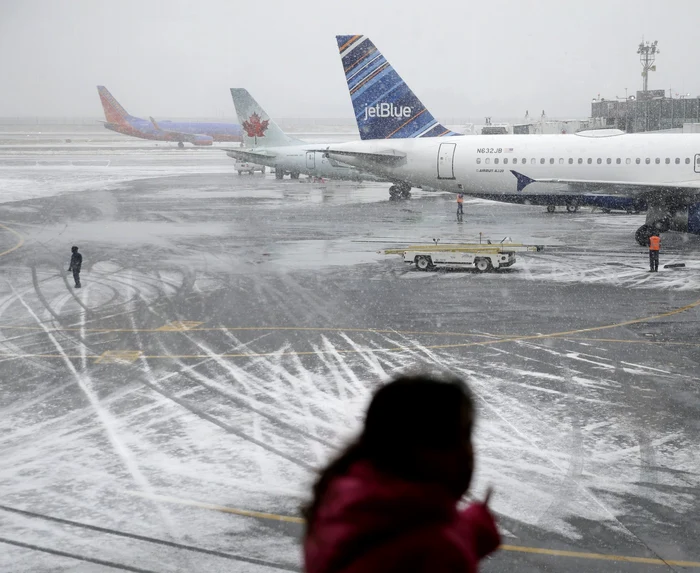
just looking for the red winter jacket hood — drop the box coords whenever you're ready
[304,461,500,573]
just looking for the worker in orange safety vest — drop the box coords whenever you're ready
[457,193,464,216]
[648,233,660,272]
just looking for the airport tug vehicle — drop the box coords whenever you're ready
[381,238,544,272]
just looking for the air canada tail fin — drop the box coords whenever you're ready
[336,35,460,140]
[97,86,131,125]
[230,88,300,147]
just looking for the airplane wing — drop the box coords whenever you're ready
[511,170,700,196]
[222,148,277,162]
[148,117,213,145]
[310,147,407,166]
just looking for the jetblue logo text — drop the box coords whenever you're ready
[363,103,412,120]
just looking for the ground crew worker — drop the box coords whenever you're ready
[68,246,82,288]
[457,192,464,215]
[649,233,660,272]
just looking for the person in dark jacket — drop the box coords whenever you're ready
[68,246,82,288]
[303,373,500,573]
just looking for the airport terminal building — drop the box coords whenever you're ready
[591,90,700,133]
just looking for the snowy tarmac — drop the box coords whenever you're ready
[0,135,699,572]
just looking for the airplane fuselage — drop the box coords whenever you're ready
[104,117,243,144]
[324,132,700,198]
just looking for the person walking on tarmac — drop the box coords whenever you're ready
[649,233,660,272]
[456,192,464,216]
[68,246,82,288]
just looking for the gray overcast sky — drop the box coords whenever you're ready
[1,0,698,120]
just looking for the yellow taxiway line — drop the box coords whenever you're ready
[128,491,700,568]
[0,223,24,258]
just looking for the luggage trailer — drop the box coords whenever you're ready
[380,241,544,272]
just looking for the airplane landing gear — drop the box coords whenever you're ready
[566,202,579,213]
[635,224,654,246]
[178,142,185,149]
[275,169,284,179]
[389,183,411,200]
[546,205,556,213]
[290,172,300,179]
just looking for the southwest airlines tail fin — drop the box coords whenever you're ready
[230,88,300,147]
[336,35,460,140]
[97,86,132,125]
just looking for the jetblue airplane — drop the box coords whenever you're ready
[224,88,382,182]
[97,86,243,147]
[322,35,700,244]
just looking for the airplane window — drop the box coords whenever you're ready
[626,158,631,164]
[559,158,564,164]
[606,158,611,164]
[675,158,680,164]
[655,158,660,164]
[645,158,650,164]
[686,158,691,164]
[587,158,592,164]
[531,158,536,164]
[665,158,670,164]
[503,158,508,164]
[494,158,499,164]
[578,158,583,164]
[549,158,554,164]
[511,158,516,164]
[476,158,481,164]
[616,158,621,164]
[485,158,491,164]
[597,158,602,164]
[568,158,573,164]
[636,158,641,164]
[522,158,526,164]
[540,158,545,164]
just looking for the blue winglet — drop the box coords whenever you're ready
[510,170,536,192]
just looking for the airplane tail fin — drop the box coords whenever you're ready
[336,35,459,140]
[97,86,131,125]
[230,88,299,147]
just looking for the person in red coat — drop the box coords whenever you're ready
[303,373,500,573]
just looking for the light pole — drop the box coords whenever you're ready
[638,40,659,92]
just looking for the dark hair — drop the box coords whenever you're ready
[302,373,475,530]
[71,246,79,252]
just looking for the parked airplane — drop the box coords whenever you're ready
[326,35,699,244]
[97,86,243,147]
[224,88,382,182]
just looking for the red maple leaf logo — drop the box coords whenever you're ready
[242,112,269,138]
